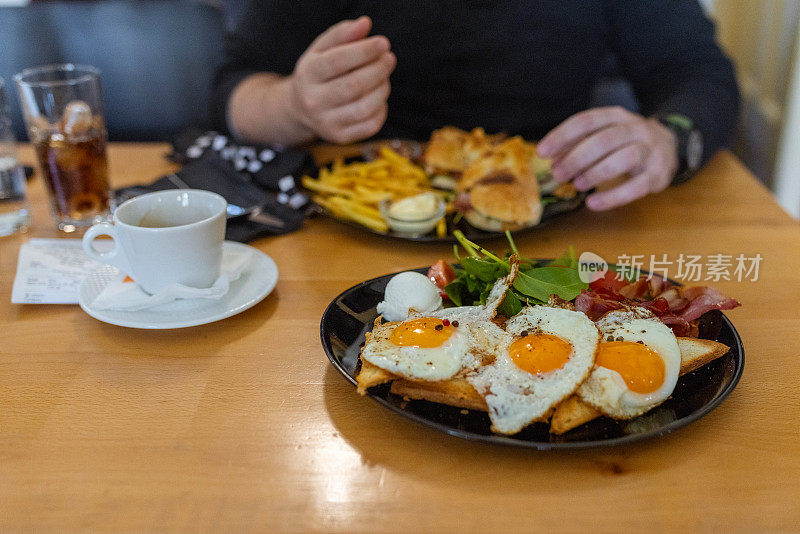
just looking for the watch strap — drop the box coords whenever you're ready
[657,113,701,185]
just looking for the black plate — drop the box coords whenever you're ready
[320,267,745,449]
[313,193,586,242]
[307,141,587,242]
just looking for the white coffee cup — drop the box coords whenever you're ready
[82,189,227,294]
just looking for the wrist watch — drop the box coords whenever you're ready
[657,113,703,185]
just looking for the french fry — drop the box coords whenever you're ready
[328,196,383,220]
[353,186,392,203]
[436,217,447,238]
[312,196,345,218]
[326,197,389,233]
[301,176,355,197]
[304,147,452,235]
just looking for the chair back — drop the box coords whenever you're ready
[0,0,225,141]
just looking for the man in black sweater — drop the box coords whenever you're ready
[212,1,738,210]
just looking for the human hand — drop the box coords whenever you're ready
[537,106,679,211]
[288,16,396,144]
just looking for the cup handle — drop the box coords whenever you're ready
[82,223,132,275]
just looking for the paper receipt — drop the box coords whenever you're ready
[10,238,109,304]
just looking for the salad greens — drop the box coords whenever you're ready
[445,231,588,317]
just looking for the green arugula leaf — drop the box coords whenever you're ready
[464,273,482,294]
[505,230,520,257]
[549,245,578,269]
[478,284,492,306]
[444,280,465,306]
[460,257,508,283]
[447,230,588,315]
[513,266,587,302]
[497,290,523,317]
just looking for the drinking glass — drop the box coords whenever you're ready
[0,76,30,236]
[15,64,113,232]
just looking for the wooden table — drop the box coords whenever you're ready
[2,144,799,533]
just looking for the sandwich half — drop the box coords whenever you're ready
[456,137,543,231]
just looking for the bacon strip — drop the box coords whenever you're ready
[573,291,624,321]
[675,286,741,322]
[656,287,689,311]
[618,278,648,299]
[574,275,739,336]
[574,290,694,336]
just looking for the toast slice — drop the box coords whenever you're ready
[390,377,488,411]
[356,358,396,394]
[355,319,397,394]
[675,336,732,375]
[549,337,731,434]
[358,335,730,434]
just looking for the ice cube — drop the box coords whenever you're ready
[27,115,53,140]
[62,100,93,137]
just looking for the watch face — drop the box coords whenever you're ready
[687,130,703,170]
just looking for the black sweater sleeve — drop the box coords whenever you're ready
[605,0,739,163]
[210,0,341,132]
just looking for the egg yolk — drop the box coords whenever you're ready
[596,341,665,394]
[389,318,455,348]
[509,334,572,375]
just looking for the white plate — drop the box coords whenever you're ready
[78,241,278,329]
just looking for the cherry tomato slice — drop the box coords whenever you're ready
[427,260,455,291]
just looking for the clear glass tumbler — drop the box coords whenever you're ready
[15,64,113,232]
[0,76,30,237]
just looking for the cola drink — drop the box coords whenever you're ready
[32,103,111,226]
[15,65,113,231]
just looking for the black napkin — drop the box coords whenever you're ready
[170,128,313,193]
[116,130,315,242]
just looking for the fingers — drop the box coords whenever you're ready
[572,142,648,191]
[323,51,396,107]
[324,82,391,127]
[291,18,394,145]
[294,51,393,116]
[329,104,388,144]
[538,109,680,210]
[551,122,648,183]
[538,106,633,158]
[585,171,654,211]
[290,15,399,145]
[308,16,372,53]
[313,36,391,81]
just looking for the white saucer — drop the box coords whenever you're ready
[78,241,278,329]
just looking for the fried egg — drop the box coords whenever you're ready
[467,306,599,435]
[361,316,475,381]
[577,307,681,419]
[362,261,521,382]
